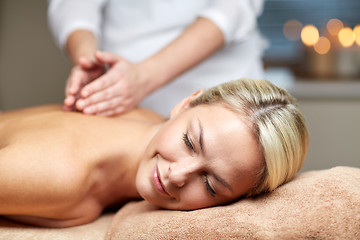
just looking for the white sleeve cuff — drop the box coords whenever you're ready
[57,23,100,50]
[199,8,236,44]
[198,0,264,44]
[47,0,105,50]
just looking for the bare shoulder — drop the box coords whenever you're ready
[3,202,102,227]
[0,142,100,224]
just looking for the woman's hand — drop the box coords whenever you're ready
[74,51,150,116]
[65,18,225,116]
[64,57,105,111]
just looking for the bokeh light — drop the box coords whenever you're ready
[326,19,344,36]
[283,19,303,41]
[353,25,360,46]
[314,36,331,54]
[301,25,319,46]
[338,27,355,47]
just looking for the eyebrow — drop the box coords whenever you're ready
[197,118,232,192]
[215,175,233,192]
[197,118,204,153]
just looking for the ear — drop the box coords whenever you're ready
[170,90,204,118]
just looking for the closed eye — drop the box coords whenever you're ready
[204,175,216,197]
[182,132,195,152]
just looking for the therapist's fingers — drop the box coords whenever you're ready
[78,56,99,70]
[82,97,124,115]
[96,106,127,117]
[66,66,89,96]
[87,100,134,117]
[88,86,117,102]
[76,85,118,110]
[79,67,118,98]
[95,51,121,66]
[82,93,139,116]
[64,95,76,111]
[70,57,106,95]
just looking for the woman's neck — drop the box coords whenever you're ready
[98,119,164,207]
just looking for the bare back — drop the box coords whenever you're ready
[0,105,164,227]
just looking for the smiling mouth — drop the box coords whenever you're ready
[152,159,171,197]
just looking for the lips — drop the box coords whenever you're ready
[152,160,170,196]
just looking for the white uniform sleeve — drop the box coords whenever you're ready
[47,0,108,50]
[198,0,265,44]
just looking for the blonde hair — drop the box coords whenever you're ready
[190,78,309,196]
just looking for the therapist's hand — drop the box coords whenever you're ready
[64,57,106,111]
[75,51,149,116]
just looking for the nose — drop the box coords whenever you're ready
[168,158,202,188]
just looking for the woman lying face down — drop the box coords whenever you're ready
[0,78,308,227]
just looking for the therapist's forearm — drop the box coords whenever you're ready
[66,30,98,65]
[138,17,225,92]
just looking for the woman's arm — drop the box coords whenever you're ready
[50,0,265,116]
[76,17,225,116]
[74,0,266,116]
[66,29,98,65]
[63,30,106,111]
[137,17,225,95]
[0,144,101,227]
[47,0,106,111]
[138,0,266,93]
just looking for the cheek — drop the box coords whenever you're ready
[151,130,182,158]
[135,160,153,197]
[175,183,217,210]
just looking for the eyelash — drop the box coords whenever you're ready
[182,132,195,152]
[183,132,215,197]
[204,175,216,197]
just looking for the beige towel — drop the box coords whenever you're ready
[1,167,359,239]
[0,213,113,240]
[106,166,360,240]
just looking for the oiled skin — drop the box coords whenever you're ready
[0,105,164,227]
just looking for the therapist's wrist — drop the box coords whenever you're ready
[66,30,98,65]
[71,49,97,66]
[136,58,171,95]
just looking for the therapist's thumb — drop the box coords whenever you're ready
[95,51,122,65]
[78,56,98,69]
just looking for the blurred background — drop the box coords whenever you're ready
[0,0,359,171]
[260,0,360,82]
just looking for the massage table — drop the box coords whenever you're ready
[1,166,359,239]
